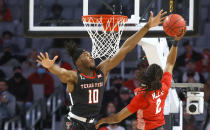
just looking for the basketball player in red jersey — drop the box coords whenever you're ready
[96,31,186,130]
[37,10,167,130]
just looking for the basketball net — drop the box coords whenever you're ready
[82,15,128,60]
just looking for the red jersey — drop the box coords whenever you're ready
[126,72,172,130]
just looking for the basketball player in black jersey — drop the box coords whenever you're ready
[37,10,167,130]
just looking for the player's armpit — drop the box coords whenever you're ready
[60,70,77,84]
[67,82,75,93]
[97,60,109,83]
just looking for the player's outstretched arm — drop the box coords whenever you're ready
[37,52,77,84]
[98,10,167,75]
[164,29,186,74]
[95,107,132,129]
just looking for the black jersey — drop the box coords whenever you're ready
[69,69,105,118]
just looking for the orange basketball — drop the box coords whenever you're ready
[163,14,186,37]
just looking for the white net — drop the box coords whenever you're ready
[82,15,127,60]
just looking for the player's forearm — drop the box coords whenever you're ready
[122,23,150,53]
[48,64,73,83]
[166,45,178,66]
[48,64,65,77]
[101,114,122,124]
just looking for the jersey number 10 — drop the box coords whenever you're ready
[88,89,99,104]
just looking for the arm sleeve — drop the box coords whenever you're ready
[161,72,172,91]
[126,95,147,113]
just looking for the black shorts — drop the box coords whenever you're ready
[63,115,96,130]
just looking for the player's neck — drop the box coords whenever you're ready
[78,67,95,77]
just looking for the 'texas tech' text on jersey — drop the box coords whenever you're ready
[69,69,105,118]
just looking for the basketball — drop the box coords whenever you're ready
[163,14,186,37]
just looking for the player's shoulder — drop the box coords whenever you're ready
[161,72,172,81]
[68,70,78,81]
[163,71,172,77]
[133,91,146,101]
[161,72,173,89]
[134,87,144,95]
[69,70,78,77]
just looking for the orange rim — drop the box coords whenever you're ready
[82,14,128,32]
[82,14,128,23]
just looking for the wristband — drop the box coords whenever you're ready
[145,24,150,29]
[172,40,179,47]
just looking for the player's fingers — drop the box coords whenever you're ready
[95,124,100,129]
[181,29,186,37]
[37,55,43,61]
[45,52,49,59]
[161,11,167,17]
[159,9,164,15]
[53,55,58,62]
[176,29,185,38]
[150,11,153,18]
[40,52,46,59]
[183,27,187,34]
[160,16,166,21]
[36,59,42,64]
[179,28,186,36]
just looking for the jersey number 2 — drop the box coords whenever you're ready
[155,98,161,114]
[88,89,99,104]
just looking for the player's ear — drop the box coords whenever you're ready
[75,58,81,67]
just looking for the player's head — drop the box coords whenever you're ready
[65,41,96,70]
[137,64,163,92]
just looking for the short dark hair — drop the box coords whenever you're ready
[137,64,163,93]
[65,40,85,65]
[2,31,13,38]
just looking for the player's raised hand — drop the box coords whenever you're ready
[147,10,167,28]
[174,27,186,41]
[36,52,58,69]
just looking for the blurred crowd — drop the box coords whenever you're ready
[0,0,209,129]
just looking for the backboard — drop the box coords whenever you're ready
[23,0,199,38]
